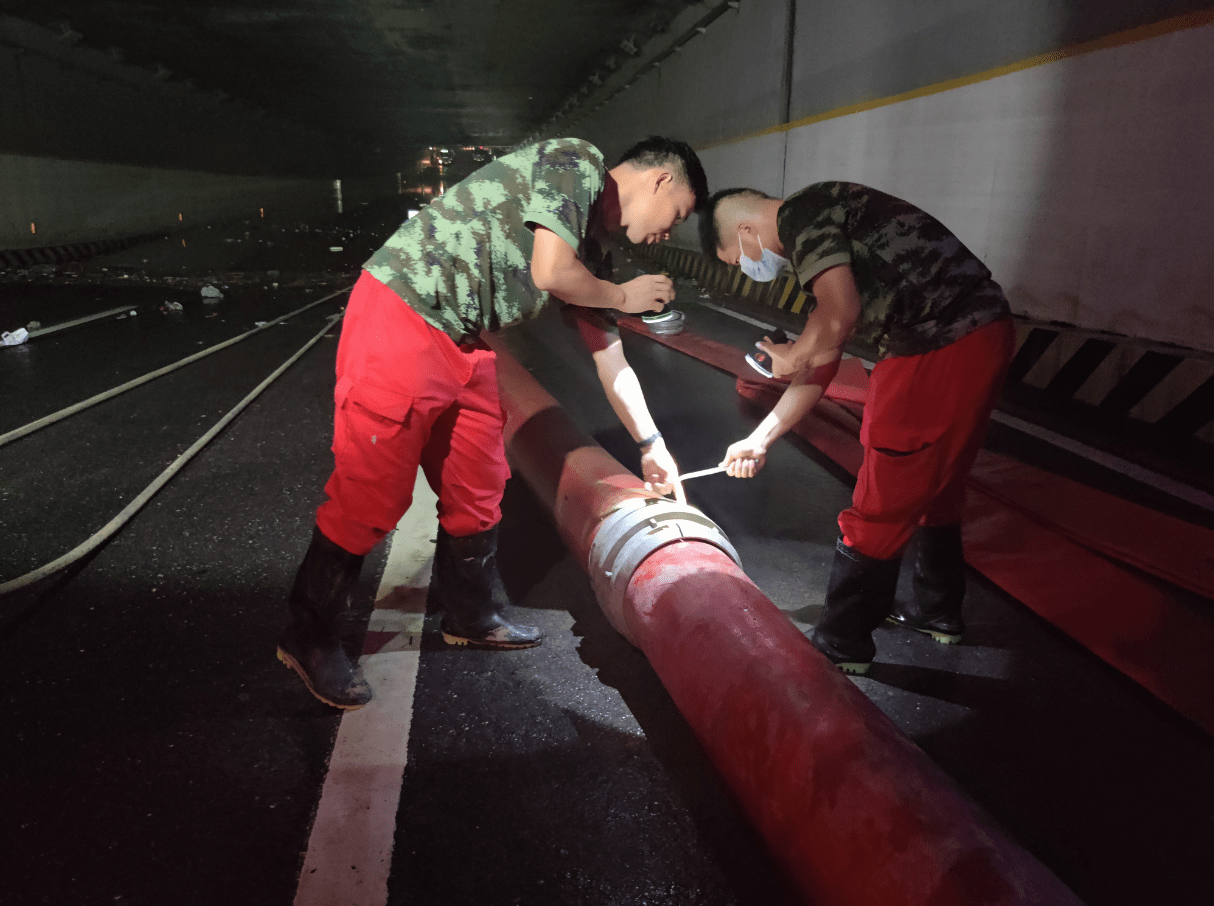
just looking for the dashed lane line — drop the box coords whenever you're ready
[293,474,438,906]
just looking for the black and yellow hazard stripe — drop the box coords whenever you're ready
[1010,321,1214,443]
[0,232,165,269]
[631,243,1214,446]
[640,242,815,313]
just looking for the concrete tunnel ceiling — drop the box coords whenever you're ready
[1,0,707,155]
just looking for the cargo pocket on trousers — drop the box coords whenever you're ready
[861,419,947,522]
[873,441,933,458]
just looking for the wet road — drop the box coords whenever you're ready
[1,226,1211,906]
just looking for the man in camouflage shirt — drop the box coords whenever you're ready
[278,137,708,709]
[700,183,1014,675]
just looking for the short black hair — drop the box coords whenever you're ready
[616,136,710,211]
[698,187,775,258]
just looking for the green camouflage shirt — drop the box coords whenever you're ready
[364,138,607,342]
[777,182,1010,359]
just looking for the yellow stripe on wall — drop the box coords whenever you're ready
[696,8,1214,153]
[777,277,797,309]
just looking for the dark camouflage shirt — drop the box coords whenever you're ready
[364,138,607,342]
[777,182,1010,359]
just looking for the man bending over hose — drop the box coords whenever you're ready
[703,182,1014,675]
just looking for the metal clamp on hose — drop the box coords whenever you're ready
[588,496,741,630]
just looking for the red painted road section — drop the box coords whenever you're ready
[616,314,1214,735]
[969,455,1214,600]
[737,367,1214,736]
[487,335,1082,906]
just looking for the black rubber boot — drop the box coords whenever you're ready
[887,524,966,644]
[808,537,902,675]
[276,525,373,709]
[430,525,543,649]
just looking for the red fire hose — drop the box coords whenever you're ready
[486,336,1081,906]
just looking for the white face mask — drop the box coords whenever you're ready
[738,230,789,282]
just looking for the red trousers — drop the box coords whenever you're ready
[315,272,510,555]
[838,318,1015,560]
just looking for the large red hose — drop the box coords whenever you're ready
[487,336,1081,906]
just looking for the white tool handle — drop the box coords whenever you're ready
[679,465,728,481]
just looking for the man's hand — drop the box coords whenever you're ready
[618,274,675,314]
[755,337,801,380]
[721,438,767,478]
[642,440,686,503]
[719,361,837,480]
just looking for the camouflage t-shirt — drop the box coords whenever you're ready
[777,182,1010,359]
[364,138,607,342]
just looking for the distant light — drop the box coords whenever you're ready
[178,213,183,221]
[407,209,420,220]
[30,222,35,234]
[259,207,265,217]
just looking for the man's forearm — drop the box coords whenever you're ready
[586,332,680,493]
[541,261,627,309]
[747,379,825,450]
[572,313,658,438]
[599,361,658,441]
[788,322,848,371]
[747,357,841,450]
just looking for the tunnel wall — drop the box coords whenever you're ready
[569,0,1214,354]
[0,155,344,251]
[0,15,397,253]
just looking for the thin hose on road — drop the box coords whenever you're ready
[0,285,352,449]
[26,305,136,339]
[0,312,343,597]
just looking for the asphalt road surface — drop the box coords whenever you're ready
[1,217,1210,906]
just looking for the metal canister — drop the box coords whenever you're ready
[642,308,686,336]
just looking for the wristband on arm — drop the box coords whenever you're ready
[638,431,663,450]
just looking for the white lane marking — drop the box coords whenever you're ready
[294,473,438,906]
[699,301,796,336]
[985,411,1214,513]
[693,300,1214,513]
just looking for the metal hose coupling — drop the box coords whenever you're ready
[588,495,741,634]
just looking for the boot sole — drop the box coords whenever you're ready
[441,631,543,650]
[808,631,872,675]
[276,646,371,710]
[885,616,962,645]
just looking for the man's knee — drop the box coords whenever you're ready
[316,502,392,557]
